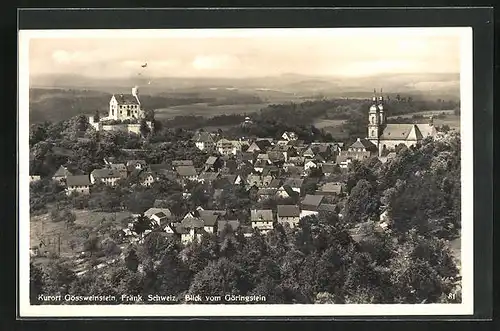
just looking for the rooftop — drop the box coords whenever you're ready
[277,205,300,217]
[66,175,91,187]
[251,209,274,222]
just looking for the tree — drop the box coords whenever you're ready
[30,262,45,304]
[188,258,250,297]
[140,119,151,138]
[94,110,100,122]
[343,179,380,225]
[125,249,140,272]
[83,234,100,257]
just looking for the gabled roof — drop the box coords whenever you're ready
[176,165,197,177]
[251,209,274,222]
[277,205,300,217]
[66,175,91,187]
[283,178,304,188]
[144,208,172,219]
[53,165,72,178]
[220,174,237,184]
[181,216,204,228]
[257,188,278,195]
[301,194,324,208]
[321,163,337,173]
[91,168,122,178]
[205,156,219,165]
[268,178,282,189]
[318,203,337,212]
[349,138,376,150]
[286,166,304,176]
[148,163,171,172]
[416,123,437,138]
[318,182,343,193]
[254,159,270,168]
[239,152,255,161]
[268,151,286,162]
[198,214,219,227]
[379,124,421,141]
[113,94,140,105]
[172,160,193,167]
[279,185,297,197]
[194,131,214,143]
[199,171,220,181]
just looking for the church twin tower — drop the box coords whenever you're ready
[368,89,387,140]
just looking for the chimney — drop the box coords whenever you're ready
[357,137,361,142]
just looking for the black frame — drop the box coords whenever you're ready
[15,7,493,322]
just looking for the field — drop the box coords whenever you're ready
[30,209,132,259]
[154,103,269,120]
[312,118,350,139]
[388,109,456,118]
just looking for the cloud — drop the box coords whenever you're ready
[192,54,239,70]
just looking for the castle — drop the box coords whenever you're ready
[366,90,437,156]
[89,86,152,134]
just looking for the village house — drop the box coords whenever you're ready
[148,163,173,178]
[198,171,220,184]
[193,131,215,151]
[311,143,333,161]
[204,156,223,172]
[66,175,91,196]
[246,140,272,153]
[197,210,224,233]
[90,168,122,186]
[179,214,206,244]
[29,175,41,183]
[251,209,274,233]
[138,171,155,187]
[336,151,372,169]
[282,131,298,141]
[302,147,315,159]
[282,178,305,195]
[52,165,73,184]
[276,185,297,199]
[256,188,278,202]
[316,182,344,196]
[238,152,255,165]
[254,159,272,173]
[300,194,324,219]
[277,205,301,228]
[219,174,243,186]
[216,139,242,156]
[348,138,378,154]
[304,159,319,172]
[172,160,194,169]
[146,209,172,227]
[321,163,339,177]
[107,163,128,179]
[176,165,198,183]
[126,160,147,172]
[288,156,305,166]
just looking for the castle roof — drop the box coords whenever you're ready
[113,94,140,105]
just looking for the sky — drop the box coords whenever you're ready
[27,29,462,79]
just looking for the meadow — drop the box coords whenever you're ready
[154,103,269,120]
[30,209,132,259]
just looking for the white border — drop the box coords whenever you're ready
[18,27,473,317]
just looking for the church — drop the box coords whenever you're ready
[366,91,437,156]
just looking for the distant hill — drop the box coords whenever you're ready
[30,72,460,100]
